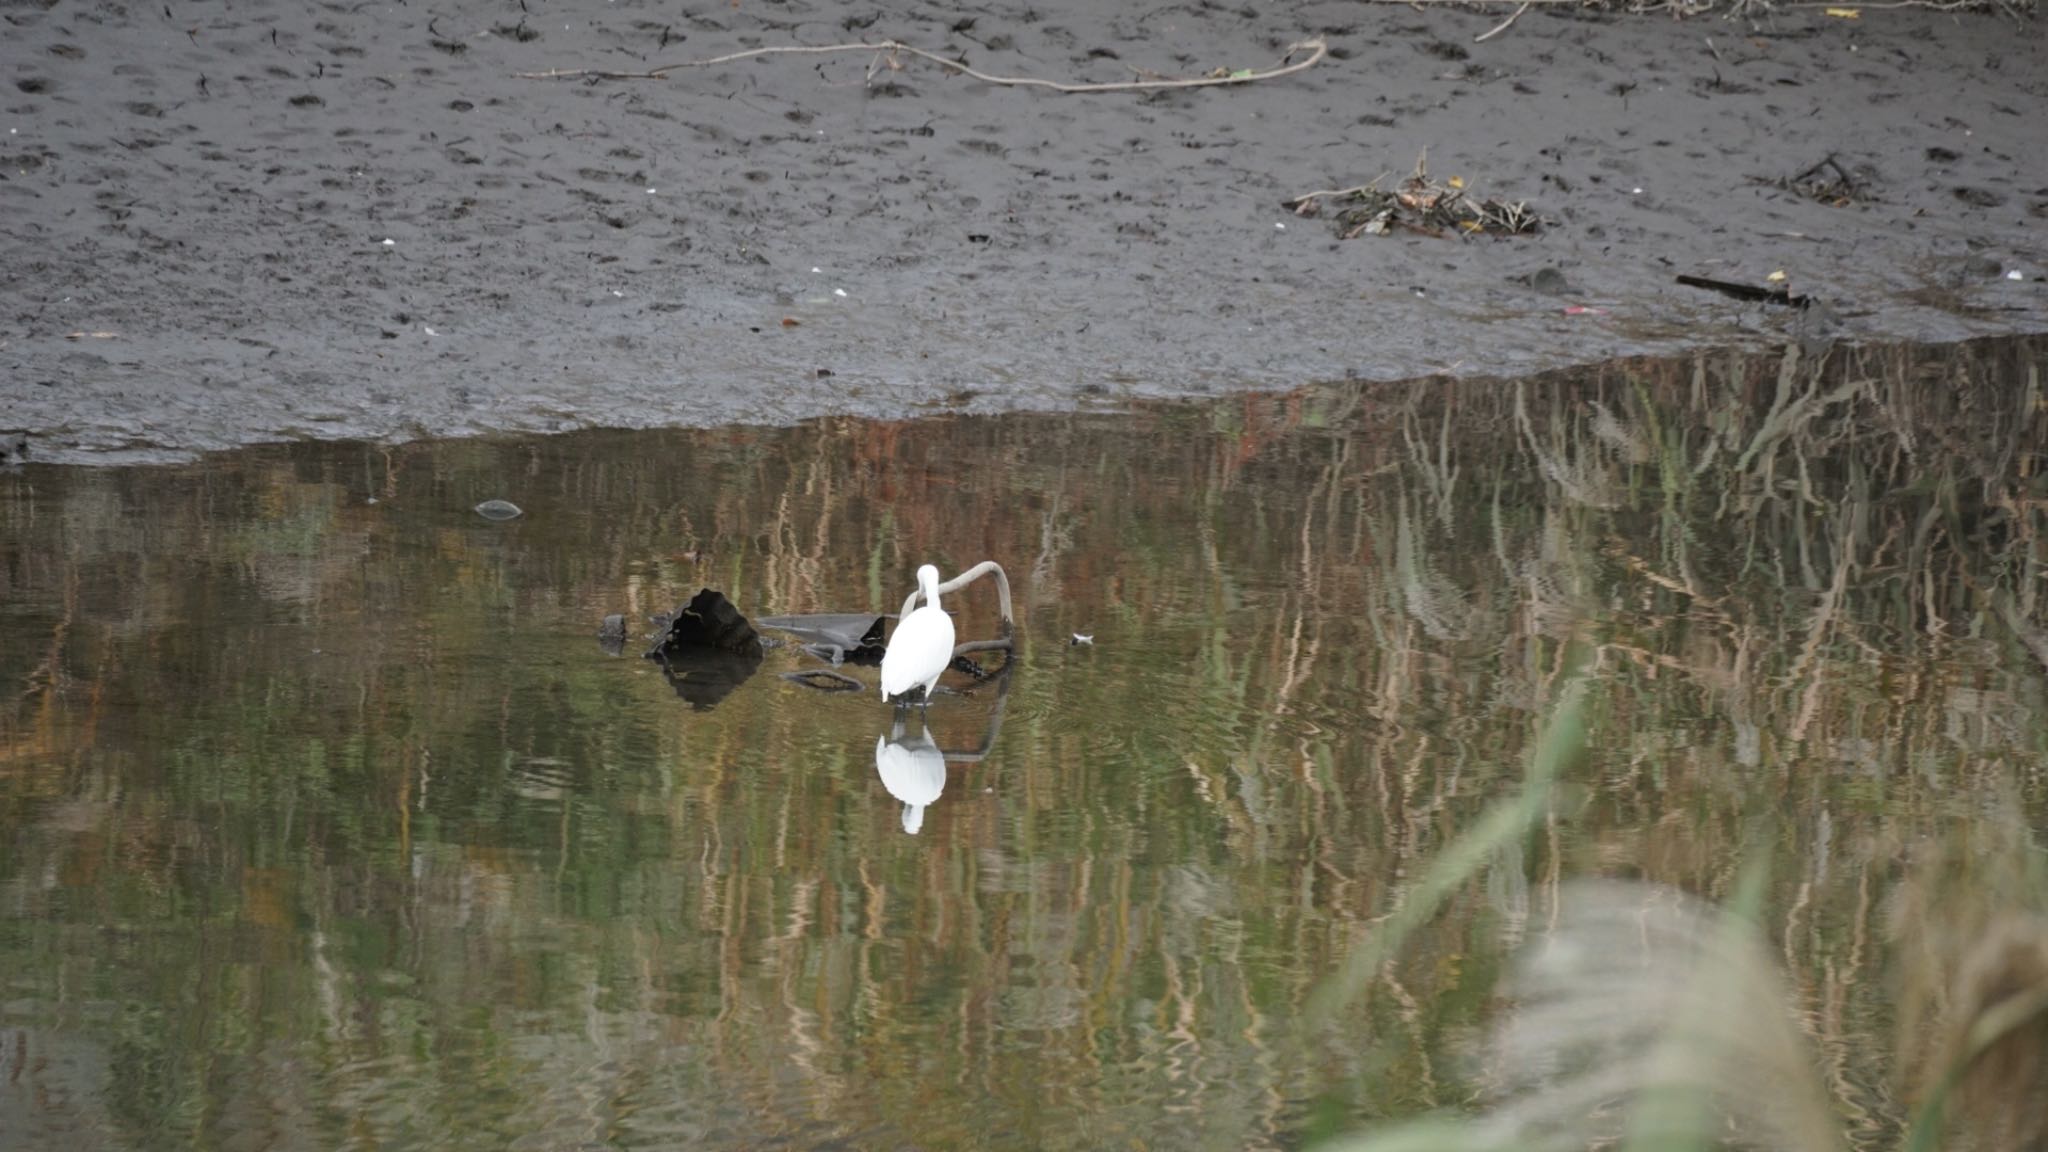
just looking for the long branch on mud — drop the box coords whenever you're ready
[516,37,1327,92]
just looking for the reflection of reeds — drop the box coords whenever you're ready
[1892,811,2048,1152]
[1917,915,2048,1152]
[1328,832,2048,1152]
[1330,777,2048,1152]
[1310,671,1586,1022]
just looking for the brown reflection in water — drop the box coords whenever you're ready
[0,336,2044,1150]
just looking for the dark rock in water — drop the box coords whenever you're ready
[647,588,761,658]
[0,433,27,466]
[474,499,523,521]
[645,590,763,710]
[597,613,627,656]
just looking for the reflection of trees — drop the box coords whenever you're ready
[0,335,2043,1149]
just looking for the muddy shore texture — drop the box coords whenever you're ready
[3,0,2044,463]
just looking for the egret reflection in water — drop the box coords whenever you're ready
[875,725,946,834]
[870,653,1016,834]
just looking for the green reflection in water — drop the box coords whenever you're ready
[2,336,2046,1151]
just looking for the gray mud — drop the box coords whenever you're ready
[2,0,2044,463]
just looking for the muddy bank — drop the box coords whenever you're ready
[2,0,2044,463]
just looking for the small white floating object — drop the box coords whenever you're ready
[834,288,848,298]
[381,238,395,246]
[2009,270,2025,281]
[812,267,823,274]
[474,499,523,521]
[1071,633,1094,646]
[423,325,438,335]
[881,565,955,704]
[1274,222,1286,230]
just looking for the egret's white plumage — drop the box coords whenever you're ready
[875,730,946,834]
[880,564,954,704]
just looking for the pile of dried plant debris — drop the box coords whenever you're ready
[1764,153,1875,207]
[1286,151,1542,240]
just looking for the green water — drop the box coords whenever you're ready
[3,337,2046,1150]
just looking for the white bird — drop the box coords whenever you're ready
[875,729,946,834]
[880,564,955,705]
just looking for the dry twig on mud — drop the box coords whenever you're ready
[1286,176,1394,211]
[517,37,1328,93]
[1475,1,1535,41]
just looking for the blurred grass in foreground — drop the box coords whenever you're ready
[1321,678,2048,1152]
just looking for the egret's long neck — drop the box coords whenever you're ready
[922,576,942,610]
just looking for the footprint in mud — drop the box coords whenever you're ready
[1039,24,1081,49]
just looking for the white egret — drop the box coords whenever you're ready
[874,729,946,834]
[880,564,955,705]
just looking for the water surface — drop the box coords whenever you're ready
[4,336,2047,1150]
